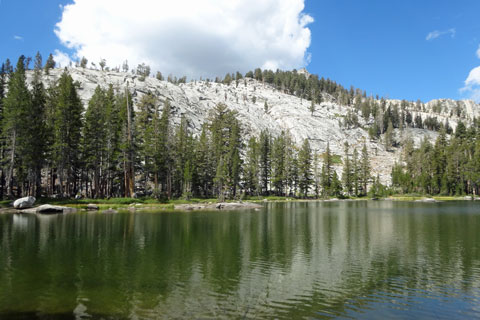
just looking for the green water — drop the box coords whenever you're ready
[1,201,480,319]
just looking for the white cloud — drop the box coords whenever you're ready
[461,66,480,102]
[13,35,23,41]
[53,49,72,68]
[460,46,480,103]
[426,28,455,41]
[54,0,313,79]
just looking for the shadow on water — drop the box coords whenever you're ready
[1,200,480,319]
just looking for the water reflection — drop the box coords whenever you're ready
[0,200,480,319]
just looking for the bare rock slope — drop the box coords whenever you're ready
[30,68,480,185]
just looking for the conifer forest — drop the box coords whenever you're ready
[1,53,480,201]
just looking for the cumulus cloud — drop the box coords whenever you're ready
[53,49,72,68]
[461,46,480,103]
[461,66,480,102]
[54,0,313,79]
[426,28,455,41]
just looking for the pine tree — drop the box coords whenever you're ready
[99,59,106,71]
[27,55,47,196]
[82,86,107,198]
[244,136,260,196]
[359,142,370,196]
[330,171,342,197]
[195,124,214,197]
[103,85,122,198]
[156,99,172,198]
[385,120,394,151]
[208,103,242,199]
[259,130,271,195]
[44,54,55,74]
[352,148,360,196]
[321,142,333,196]
[0,63,6,197]
[227,119,242,197]
[283,132,297,196]
[271,132,286,195]
[298,138,312,197]
[136,92,158,192]
[2,56,32,197]
[310,99,315,116]
[342,142,353,196]
[80,57,88,68]
[313,151,321,198]
[51,70,83,196]
[214,156,227,201]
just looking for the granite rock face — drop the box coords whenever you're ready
[27,67,480,185]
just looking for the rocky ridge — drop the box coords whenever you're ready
[27,67,480,185]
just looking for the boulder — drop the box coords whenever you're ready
[13,196,36,209]
[35,204,77,214]
[415,198,437,203]
[86,204,99,211]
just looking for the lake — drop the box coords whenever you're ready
[1,200,480,319]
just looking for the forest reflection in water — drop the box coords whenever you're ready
[1,200,480,319]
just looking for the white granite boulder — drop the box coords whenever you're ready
[13,196,36,209]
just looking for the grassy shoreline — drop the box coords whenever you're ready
[1,195,476,212]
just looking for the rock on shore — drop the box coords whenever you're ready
[174,202,263,211]
[21,204,77,214]
[13,196,36,209]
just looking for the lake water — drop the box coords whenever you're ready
[1,201,480,319]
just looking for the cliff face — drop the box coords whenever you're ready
[28,67,480,184]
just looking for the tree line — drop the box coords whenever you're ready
[392,122,480,196]
[10,53,475,200]
[0,54,383,200]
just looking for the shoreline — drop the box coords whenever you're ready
[1,195,478,214]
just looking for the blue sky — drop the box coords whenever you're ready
[1,0,479,102]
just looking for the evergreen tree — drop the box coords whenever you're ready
[321,142,333,196]
[313,151,321,198]
[214,156,227,201]
[136,92,158,192]
[244,136,260,195]
[271,132,286,195]
[103,85,122,198]
[80,57,88,68]
[3,56,32,197]
[27,55,47,196]
[298,138,312,197]
[352,148,360,196]
[342,142,353,196]
[208,103,242,198]
[0,63,6,197]
[310,99,315,116]
[195,124,214,197]
[82,86,109,197]
[51,70,83,196]
[259,130,271,195]
[330,171,342,197]
[385,120,394,151]
[359,142,370,196]
[44,54,55,74]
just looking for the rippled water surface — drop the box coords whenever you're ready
[1,200,480,319]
